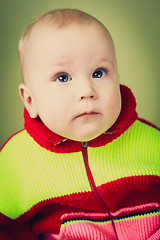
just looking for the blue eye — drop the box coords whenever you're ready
[56,74,71,82]
[92,69,107,78]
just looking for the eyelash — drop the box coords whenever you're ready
[54,72,72,82]
[53,67,109,82]
[93,68,109,78]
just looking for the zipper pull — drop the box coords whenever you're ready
[81,141,88,147]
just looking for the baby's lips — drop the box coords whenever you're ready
[74,111,100,119]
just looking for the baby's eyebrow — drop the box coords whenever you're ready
[53,57,114,69]
[54,58,74,67]
[55,61,69,66]
[97,57,114,67]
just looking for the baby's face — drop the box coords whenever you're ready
[21,24,121,142]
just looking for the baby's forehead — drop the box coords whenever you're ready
[32,20,106,35]
[28,24,115,65]
[20,11,114,64]
[29,21,113,50]
[19,13,115,83]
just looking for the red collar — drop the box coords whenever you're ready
[24,85,137,153]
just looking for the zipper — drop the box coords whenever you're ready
[81,142,110,211]
[81,141,119,240]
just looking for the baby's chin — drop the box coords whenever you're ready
[68,122,118,142]
[66,130,106,142]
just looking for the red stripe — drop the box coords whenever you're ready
[10,175,159,223]
[98,175,160,212]
[1,175,158,237]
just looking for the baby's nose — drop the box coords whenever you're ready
[81,94,95,100]
[77,80,98,101]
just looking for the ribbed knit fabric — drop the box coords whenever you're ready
[0,85,160,240]
[45,207,160,240]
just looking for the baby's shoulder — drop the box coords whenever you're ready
[124,118,160,153]
[0,129,37,167]
[1,129,30,154]
[132,118,160,138]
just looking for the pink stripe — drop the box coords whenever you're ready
[60,202,160,221]
[46,221,117,240]
[116,213,160,239]
[148,228,160,240]
[45,213,160,240]
[111,202,160,218]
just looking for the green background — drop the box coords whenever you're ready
[0,0,160,147]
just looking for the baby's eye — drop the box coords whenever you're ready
[56,74,72,82]
[92,69,107,78]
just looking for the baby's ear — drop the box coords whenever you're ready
[19,84,38,118]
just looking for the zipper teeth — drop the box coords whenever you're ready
[81,142,119,240]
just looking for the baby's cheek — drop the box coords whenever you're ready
[106,93,121,111]
[103,93,121,126]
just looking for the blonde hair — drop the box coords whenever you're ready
[18,9,113,82]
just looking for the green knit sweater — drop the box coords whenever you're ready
[0,85,160,240]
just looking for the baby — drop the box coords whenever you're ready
[0,9,160,240]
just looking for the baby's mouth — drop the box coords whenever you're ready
[75,111,100,119]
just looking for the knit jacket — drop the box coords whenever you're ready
[0,85,160,240]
